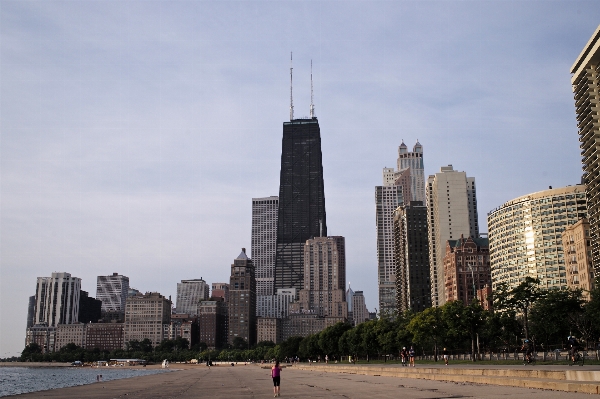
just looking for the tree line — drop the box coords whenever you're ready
[20,278,600,363]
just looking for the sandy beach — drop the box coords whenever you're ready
[4,363,598,398]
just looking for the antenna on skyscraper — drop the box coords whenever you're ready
[310,60,315,118]
[290,52,294,121]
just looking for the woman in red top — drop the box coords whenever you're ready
[271,360,282,397]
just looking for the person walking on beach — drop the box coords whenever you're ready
[442,348,449,366]
[271,360,282,397]
[409,346,416,367]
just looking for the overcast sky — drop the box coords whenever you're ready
[1,1,598,357]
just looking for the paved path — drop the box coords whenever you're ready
[7,364,597,398]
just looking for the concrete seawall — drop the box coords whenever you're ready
[293,363,600,394]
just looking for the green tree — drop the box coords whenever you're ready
[21,343,42,361]
[493,277,543,339]
[530,289,584,348]
[318,322,352,359]
[408,306,445,359]
[231,337,248,350]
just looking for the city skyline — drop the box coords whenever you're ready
[1,2,597,356]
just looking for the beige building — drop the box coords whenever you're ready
[488,185,587,291]
[571,24,600,274]
[25,325,56,353]
[55,323,86,350]
[123,292,171,348]
[257,317,282,344]
[297,236,347,319]
[427,166,479,306]
[281,314,344,341]
[562,218,594,299]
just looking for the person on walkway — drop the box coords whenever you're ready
[409,346,416,367]
[442,348,449,366]
[271,360,282,397]
[400,347,408,367]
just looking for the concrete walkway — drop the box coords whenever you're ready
[7,363,599,398]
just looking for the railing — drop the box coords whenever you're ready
[414,350,599,362]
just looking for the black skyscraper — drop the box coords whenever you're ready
[274,117,327,295]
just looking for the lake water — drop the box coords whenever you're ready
[0,366,170,397]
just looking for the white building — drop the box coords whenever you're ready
[276,288,296,318]
[176,279,209,315]
[376,141,425,316]
[96,273,129,319]
[33,272,81,327]
[427,165,479,306]
[251,196,279,317]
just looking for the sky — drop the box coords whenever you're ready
[0,1,598,357]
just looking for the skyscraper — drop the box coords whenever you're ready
[274,117,327,295]
[571,24,600,273]
[176,279,209,315]
[427,165,479,306]
[393,201,431,313]
[376,141,425,316]
[228,248,257,345]
[33,272,81,326]
[252,196,279,317]
[123,292,171,348]
[96,273,129,321]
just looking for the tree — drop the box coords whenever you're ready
[318,322,352,359]
[21,343,42,361]
[231,337,248,350]
[530,289,584,348]
[493,277,543,339]
[408,306,445,359]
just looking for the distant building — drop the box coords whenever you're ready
[443,235,491,305]
[123,292,171,348]
[168,314,198,348]
[198,299,228,350]
[257,317,282,344]
[25,325,56,354]
[488,185,587,291]
[33,272,81,327]
[276,288,296,319]
[281,314,344,341]
[96,273,129,322]
[228,248,257,346]
[211,283,229,303]
[351,291,369,326]
[562,218,594,299]
[176,279,209,315]
[376,141,425,316]
[78,290,102,324]
[346,284,355,323]
[427,165,479,306]
[86,322,124,351]
[26,296,35,329]
[393,201,431,313]
[296,236,347,319]
[55,323,86,351]
[571,25,600,274]
[252,196,279,317]
[128,287,141,297]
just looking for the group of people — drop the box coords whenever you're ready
[521,336,582,364]
[399,346,416,367]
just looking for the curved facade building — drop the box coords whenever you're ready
[488,185,587,291]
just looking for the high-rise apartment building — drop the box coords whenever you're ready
[211,283,229,302]
[427,165,479,306]
[571,25,600,274]
[26,296,35,329]
[252,196,279,316]
[176,279,209,315]
[297,236,347,319]
[274,117,327,295]
[351,290,369,326]
[123,292,171,348]
[78,290,102,323]
[443,235,491,305]
[393,201,431,313]
[376,141,425,315]
[198,299,228,349]
[33,272,81,327]
[561,218,594,299]
[228,248,257,345]
[96,273,129,322]
[488,185,587,291]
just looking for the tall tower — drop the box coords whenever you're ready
[427,165,479,306]
[96,273,129,321]
[571,24,600,273]
[34,272,81,326]
[228,248,257,345]
[252,196,279,317]
[376,141,425,316]
[274,117,327,295]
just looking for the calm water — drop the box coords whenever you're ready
[0,366,170,397]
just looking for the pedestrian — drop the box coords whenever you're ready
[325,354,329,364]
[442,348,449,366]
[400,347,408,367]
[409,346,416,367]
[271,360,282,397]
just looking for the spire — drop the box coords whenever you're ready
[290,52,294,121]
[310,60,315,118]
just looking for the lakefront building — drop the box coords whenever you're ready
[571,24,600,274]
[96,273,129,322]
[376,141,425,316]
[123,292,171,348]
[33,272,81,327]
[561,218,594,299]
[488,185,587,291]
[228,248,257,346]
[427,166,479,306]
[176,279,209,315]
[252,196,279,317]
